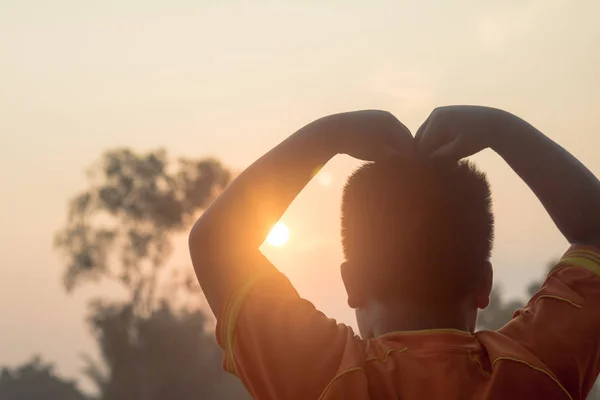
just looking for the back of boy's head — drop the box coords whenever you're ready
[341,156,494,306]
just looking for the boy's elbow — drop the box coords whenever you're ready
[188,221,228,272]
[566,223,600,249]
[188,223,213,273]
[575,235,600,250]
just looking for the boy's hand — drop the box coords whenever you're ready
[323,110,413,162]
[415,105,511,161]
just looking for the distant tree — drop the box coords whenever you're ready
[54,148,230,314]
[55,148,251,400]
[0,357,88,400]
[83,301,249,400]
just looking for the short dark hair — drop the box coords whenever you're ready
[341,157,494,302]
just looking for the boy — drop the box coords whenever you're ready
[189,106,600,399]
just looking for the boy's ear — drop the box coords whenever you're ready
[475,261,493,310]
[341,261,367,309]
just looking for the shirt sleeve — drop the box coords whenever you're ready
[499,245,600,399]
[215,252,363,400]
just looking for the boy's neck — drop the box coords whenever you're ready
[368,300,477,338]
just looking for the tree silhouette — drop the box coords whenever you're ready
[55,148,230,313]
[55,148,251,400]
[0,357,88,400]
[82,301,249,400]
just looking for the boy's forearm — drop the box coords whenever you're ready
[492,113,600,246]
[189,117,338,312]
[192,119,337,249]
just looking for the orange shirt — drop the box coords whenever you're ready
[216,245,600,399]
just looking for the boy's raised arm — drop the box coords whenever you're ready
[189,110,412,317]
[493,113,600,247]
[416,105,600,248]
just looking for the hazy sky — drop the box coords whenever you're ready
[1,0,599,388]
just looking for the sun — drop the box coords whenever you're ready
[266,222,290,247]
[317,171,333,187]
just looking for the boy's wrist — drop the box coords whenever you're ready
[488,110,530,154]
[299,114,348,157]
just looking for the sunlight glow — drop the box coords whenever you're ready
[267,222,290,247]
[317,171,333,187]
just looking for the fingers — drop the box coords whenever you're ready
[395,119,412,137]
[428,136,468,162]
[416,109,448,156]
[416,108,459,160]
[385,117,412,146]
[414,116,430,142]
[370,143,406,163]
[382,145,405,161]
[376,116,415,159]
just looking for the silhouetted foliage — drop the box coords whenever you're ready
[83,302,250,400]
[55,148,229,313]
[54,148,251,399]
[0,357,88,400]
